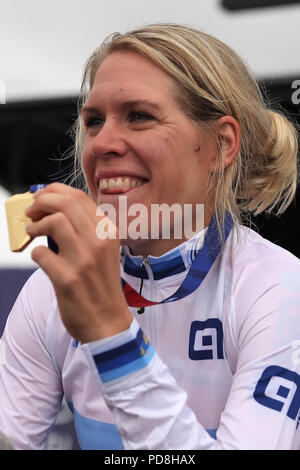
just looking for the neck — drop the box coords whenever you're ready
[127,237,189,257]
[128,210,213,257]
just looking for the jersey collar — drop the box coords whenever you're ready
[120,228,207,281]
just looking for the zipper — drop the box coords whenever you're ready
[137,256,149,314]
[136,255,157,350]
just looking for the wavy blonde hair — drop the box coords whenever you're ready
[71,23,299,236]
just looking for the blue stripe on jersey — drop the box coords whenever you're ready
[70,403,217,449]
[72,405,124,450]
[93,328,153,382]
[99,345,155,382]
[93,328,145,364]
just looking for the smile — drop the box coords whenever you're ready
[99,176,147,194]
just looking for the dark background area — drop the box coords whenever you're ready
[222,0,300,10]
[0,77,299,257]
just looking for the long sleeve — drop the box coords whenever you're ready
[82,319,219,449]
[0,271,63,450]
[82,269,300,450]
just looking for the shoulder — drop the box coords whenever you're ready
[227,225,300,331]
[230,225,300,287]
[226,225,300,316]
[22,268,56,310]
[221,227,300,382]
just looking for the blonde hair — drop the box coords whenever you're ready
[71,23,299,235]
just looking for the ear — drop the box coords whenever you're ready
[209,116,240,172]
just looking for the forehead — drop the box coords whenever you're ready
[87,50,177,105]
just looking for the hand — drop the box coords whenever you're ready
[25,183,132,343]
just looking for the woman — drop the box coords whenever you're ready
[0,23,299,450]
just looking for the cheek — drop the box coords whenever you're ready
[81,149,98,199]
[81,146,93,180]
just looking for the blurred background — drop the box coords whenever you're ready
[1,0,300,333]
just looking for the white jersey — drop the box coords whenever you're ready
[0,225,300,450]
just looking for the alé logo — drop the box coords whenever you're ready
[189,319,224,361]
[254,365,300,426]
[188,321,300,425]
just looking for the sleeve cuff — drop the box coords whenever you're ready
[80,318,155,384]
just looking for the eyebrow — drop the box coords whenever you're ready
[80,99,162,115]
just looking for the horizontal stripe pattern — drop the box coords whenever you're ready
[92,327,154,383]
[99,346,155,383]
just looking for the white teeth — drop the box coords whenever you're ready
[124,178,130,189]
[99,176,145,191]
[108,178,116,190]
[100,179,107,190]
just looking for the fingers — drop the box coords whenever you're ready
[25,182,120,270]
[30,245,69,286]
[26,183,98,243]
[26,211,84,258]
[25,183,129,343]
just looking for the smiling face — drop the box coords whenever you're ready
[81,49,218,255]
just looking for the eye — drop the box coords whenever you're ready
[128,111,154,123]
[84,116,104,128]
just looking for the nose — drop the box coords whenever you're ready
[90,118,127,158]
